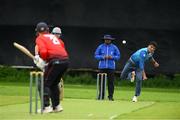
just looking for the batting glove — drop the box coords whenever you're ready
[33,55,40,64]
[33,55,46,71]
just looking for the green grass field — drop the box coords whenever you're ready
[0,82,180,120]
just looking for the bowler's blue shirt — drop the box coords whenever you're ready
[130,48,153,70]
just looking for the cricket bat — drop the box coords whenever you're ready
[13,42,34,59]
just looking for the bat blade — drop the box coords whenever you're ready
[13,42,34,59]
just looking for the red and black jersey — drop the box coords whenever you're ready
[36,33,68,61]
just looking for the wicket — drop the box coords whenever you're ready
[29,71,44,114]
[96,73,107,100]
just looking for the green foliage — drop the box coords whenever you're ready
[0,67,180,88]
[64,73,96,85]
[0,66,29,83]
[115,74,180,88]
[143,74,180,88]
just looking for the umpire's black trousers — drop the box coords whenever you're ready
[99,69,115,99]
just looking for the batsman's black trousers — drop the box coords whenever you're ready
[44,59,69,109]
[99,69,115,99]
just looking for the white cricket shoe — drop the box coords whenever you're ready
[132,96,138,102]
[38,106,53,113]
[53,105,63,112]
[131,71,135,82]
[43,106,53,113]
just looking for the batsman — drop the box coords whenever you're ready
[33,22,69,113]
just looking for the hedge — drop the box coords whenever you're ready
[0,67,180,88]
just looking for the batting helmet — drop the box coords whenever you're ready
[35,22,49,33]
[52,27,62,34]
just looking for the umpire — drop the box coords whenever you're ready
[94,34,120,101]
